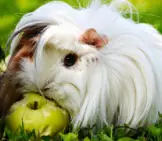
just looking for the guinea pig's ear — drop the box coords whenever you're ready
[8,25,46,71]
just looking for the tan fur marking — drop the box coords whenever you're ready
[80,28,108,48]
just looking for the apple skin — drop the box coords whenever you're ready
[5,93,70,136]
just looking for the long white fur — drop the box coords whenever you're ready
[8,0,162,129]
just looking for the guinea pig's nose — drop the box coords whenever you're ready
[79,28,108,49]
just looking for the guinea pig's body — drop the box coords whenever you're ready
[0,0,162,129]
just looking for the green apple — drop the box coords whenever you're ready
[5,93,70,136]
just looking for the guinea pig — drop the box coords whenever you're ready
[0,0,162,130]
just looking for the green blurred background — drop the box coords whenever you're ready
[0,0,162,49]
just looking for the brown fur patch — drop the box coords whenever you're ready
[8,36,39,71]
[80,28,108,48]
[8,26,45,71]
[0,71,22,117]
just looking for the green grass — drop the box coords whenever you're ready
[0,113,162,141]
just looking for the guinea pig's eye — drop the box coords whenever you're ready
[63,53,78,67]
